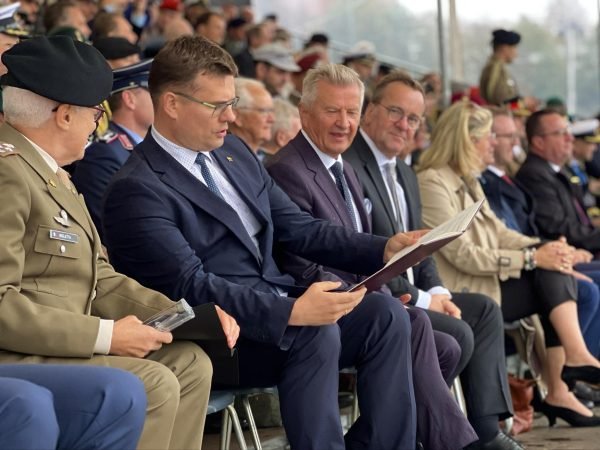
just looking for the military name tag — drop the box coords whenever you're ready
[49,229,79,243]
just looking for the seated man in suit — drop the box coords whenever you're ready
[516,109,600,254]
[72,59,153,235]
[0,35,239,450]
[482,110,600,365]
[0,364,146,450]
[103,35,426,450]
[342,72,518,450]
[266,63,477,450]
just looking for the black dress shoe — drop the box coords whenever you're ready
[561,365,600,390]
[539,400,600,427]
[464,431,524,450]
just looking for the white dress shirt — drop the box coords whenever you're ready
[302,130,363,232]
[152,126,263,256]
[359,129,451,308]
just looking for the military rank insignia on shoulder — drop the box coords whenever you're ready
[96,130,118,144]
[0,141,18,156]
[117,133,134,150]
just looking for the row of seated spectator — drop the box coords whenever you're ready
[2,0,600,449]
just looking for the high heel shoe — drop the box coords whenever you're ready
[539,401,600,427]
[561,365,600,390]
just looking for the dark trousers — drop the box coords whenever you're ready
[427,293,513,423]
[0,365,146,450]
[407,307,478,450]
[237,292,416,450]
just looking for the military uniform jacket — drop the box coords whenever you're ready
[479,55,519,106]
[0,123,173,360]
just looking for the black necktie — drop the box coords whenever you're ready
[330,161,358,231]
[195,153,224,199]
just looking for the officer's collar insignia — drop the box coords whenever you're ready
[53,209,71,227]
[0,141,17,156]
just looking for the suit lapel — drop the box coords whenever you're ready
[354,133,399,232]
[140,137,262,262]
[0,124,95,239]
[211,148,269,225]
[293,134,357,230]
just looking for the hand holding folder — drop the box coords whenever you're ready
[349,199,484,292]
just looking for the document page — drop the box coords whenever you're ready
[350,199,484,291]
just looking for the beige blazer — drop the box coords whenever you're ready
[417,166,538,304]
[0,123,173,359]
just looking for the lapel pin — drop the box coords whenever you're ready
[226,156,233,162]
[49,179,57,188]
[53,209,71,227]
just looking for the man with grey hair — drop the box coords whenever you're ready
[268,63,479,450]
[230,77,274,158]
[103,38,424,450]
[261,97,301,162]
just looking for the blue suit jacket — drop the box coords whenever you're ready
[102,133,387,348]
[72,122,136,236]
[480,169,538,236]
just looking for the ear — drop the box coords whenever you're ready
[530,135,543,152]
[255,62,267,80]
[274,129,286,148]
[54,104,74,131]
[121,90,136,110]
[161,91,179,120]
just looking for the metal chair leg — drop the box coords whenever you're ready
[242,395,262,450]
[226,404,248,450]
[220,409,231,450]
[351,381,359,423]
[452,377,468,415]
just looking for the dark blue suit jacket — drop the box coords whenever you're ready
[72,122,135,235]
[102,133,387,348]
[344,132,443,300]
[267,133,372,287]
[480,169,538,236]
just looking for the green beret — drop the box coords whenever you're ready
[0,36,112,107]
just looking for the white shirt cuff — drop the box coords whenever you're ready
[93,319,114,354]
[415,290,432,309]
[428,286,452,297]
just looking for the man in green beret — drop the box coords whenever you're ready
[0,35,239,450]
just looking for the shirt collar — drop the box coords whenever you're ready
[548,161,561,173]
[117,124,144,145]
[24,135,59,172]
[359,128,395,169]
[486,165,505,177]
[151,125,213,170]
[301,129,343,170]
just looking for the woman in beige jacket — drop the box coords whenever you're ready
[417,100,600,427]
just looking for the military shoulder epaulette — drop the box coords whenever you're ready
[0,141,18,157]
[96,130,119,144]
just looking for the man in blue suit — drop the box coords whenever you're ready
[72,59,153,235]
[103,36,423,450]
[0,364,146,450]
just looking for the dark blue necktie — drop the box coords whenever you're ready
[330,161,358,231]
[195,153,224,199]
